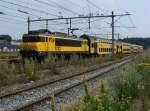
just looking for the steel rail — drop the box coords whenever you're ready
[0,60,116,99]
[13,59,131,111]
[0,57,130,100]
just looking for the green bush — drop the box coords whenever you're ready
[82,79,113,111]
[135,52,150,64]
[68,54,80,66]
[50,95,55,111]
[0,62,18,88]
[62,52,150,111]
[136,63,150,72]
[80,68,142,111]
[111,68,142,101]
[24,59,37,79]
[43,55,60,74]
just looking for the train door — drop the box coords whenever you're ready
[45,37,48,52]
[94,42,97,54]
[48,37,55,52]
[90,41,94,54]
[116,45,119,54]
[120,45,123,53]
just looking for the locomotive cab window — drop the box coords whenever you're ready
[23,36,47,42]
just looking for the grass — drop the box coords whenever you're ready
[0,52,20,57]
[23,59,37,80]
[0,61,18,89]
[0,54,118,90]
[60,51,150,111]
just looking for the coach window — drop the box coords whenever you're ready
[45,37,48,42]
[91,43,94,48]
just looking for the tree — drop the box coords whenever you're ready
[120,38,150,49]
[0,35,12,42]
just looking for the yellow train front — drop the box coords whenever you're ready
[20,32,89,59]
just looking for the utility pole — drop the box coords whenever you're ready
[88,17,91,29]
[28,12,131,43]
[27,16,30,34]
[118,33,120,40]
[69,18,72,36]
[46,20,48,30]
[67,18,72,36]
[111,11,115,56]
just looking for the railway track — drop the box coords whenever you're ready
[0,57,131,111]
[0,55,20,63]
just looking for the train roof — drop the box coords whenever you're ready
[25,30,143,48]
[26,29,79,38]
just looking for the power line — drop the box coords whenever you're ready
[114,16,123,23]
[69,18,107,25]
[0,4,41,19]
[0,5,27,19]
[0,16,26,22]
[3,13,27,20]
[33,0,62,12]
[66,0,88,11]
[16,0,63,16]
[0,0,59,17]
[0,17,45,27]
[128,15,136,28]
[0,18,26,25]
[0,4,25,18]
[47,0,81,15]
[86,0,109,14]
[30,14,130,22]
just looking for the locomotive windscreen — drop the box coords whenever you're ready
[23,36,47,42]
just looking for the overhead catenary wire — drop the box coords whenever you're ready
[0,17,45,28]
[7,0,74,24]
[113,0,138,37]
[33,0,63,13]
[0,16,26,22]
[127,15,136,28]
[86,0,109,15]
[66,0,88,11]
[2,13,27,20]
[0,4,26,19]
[47,0,81,15]
[16,0,63,15]
[0,0,59,17]
[0,4,42,19]
[0,18,26,25]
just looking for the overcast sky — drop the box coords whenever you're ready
[0,0,150,39]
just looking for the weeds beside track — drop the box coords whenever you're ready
[6,58,131,111]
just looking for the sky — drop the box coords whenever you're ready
[0,0,150,40]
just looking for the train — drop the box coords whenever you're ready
[20,29,143,59]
